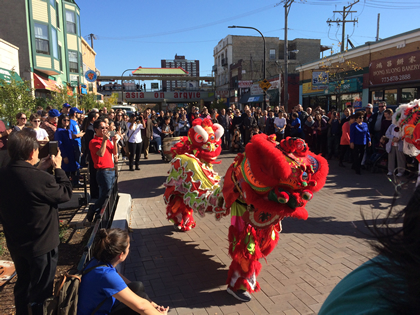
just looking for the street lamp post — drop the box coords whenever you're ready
[228,25,266,109]
[120,68,138,104]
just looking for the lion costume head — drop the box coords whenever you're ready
[223,134,329,228]
[171,118,224,164]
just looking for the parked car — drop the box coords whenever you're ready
[111,105,137,116]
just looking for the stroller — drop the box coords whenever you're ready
[367,146,388,173]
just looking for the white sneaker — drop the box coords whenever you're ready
[397,173,404,177]
[227,287,252,302]
[387,172,393,176]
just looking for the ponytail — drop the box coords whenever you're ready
[92,228,129,263]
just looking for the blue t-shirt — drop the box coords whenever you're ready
[77,259,127,315]
[69,119,81,147]
[319,256,395,315]
[291,117,302,131]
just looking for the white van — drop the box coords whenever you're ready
[111,105,137,116]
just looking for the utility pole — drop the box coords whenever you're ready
[326,0,359,53]
[88,33,97,49]
[376,13,380,41]
[284,0,294,112]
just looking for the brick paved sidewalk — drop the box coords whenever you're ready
[117,150,414,315]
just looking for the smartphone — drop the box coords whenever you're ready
[49,141,58,156]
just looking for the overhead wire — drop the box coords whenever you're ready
[84,2,279,40]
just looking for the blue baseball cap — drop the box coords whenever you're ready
[48,109,60,117]
[70,107,83,115]
[63,103,71,108]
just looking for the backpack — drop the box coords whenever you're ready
[40,264,107,315]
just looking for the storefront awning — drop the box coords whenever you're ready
[0,67,23,85]
[33,73,60,92]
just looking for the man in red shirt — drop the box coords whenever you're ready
[86,119,118,222]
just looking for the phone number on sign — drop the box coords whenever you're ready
[381,74,411,83]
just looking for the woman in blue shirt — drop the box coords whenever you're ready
[55,115,79,183]
[350,111,371,175]
[77,228,168,315]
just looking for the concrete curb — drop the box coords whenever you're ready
[111,193,132,231]
[111,193,132,274]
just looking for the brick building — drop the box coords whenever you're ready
[297,28,420,112]
[161,54,199,91]
[213,35,326,110]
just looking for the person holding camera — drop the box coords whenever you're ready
[0,128,72,315]
[127,114,145,171]
[87,119,118,222]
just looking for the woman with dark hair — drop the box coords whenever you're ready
[78,228,169,315]
[313,112,328,155]
[319,186,420,314]
[350,111,371,175]
[127,114,144,171]
[14,112,28,131]
[55,114,79,185]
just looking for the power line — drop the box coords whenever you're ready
[326,0,359,52]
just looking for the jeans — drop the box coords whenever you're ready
[93,169,116,213]
[151,137,162,151]
[10,247,58,315]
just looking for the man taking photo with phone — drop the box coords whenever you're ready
[86,119,118,222]
[0,128,72,315]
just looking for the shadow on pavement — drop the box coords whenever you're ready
[128,226,240,308]
[118,176,167,199]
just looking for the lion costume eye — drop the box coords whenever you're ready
[302,190,313,201]
[209,135,215,141]
[193,125,209,143]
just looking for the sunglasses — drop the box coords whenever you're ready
[378,106,385,108]
[63,119,70,121]
[20,117,27,120]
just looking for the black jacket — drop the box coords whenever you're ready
[0,160,72,257]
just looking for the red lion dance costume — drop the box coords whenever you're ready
[164,128,328,301]
[164,118,225,231]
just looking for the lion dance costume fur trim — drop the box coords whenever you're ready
[164,118,225,231]
[164,131,329,297]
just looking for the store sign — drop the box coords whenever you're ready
[302,82,322,94]
[369,50,420,86]
[124,91,214,102]
[238,80,253,88]
[85,70,97,82]
[250,78,280,95]
[328,77,362,94]
[312,71,329,90]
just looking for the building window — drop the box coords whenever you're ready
[56,2,60,28]
[50,0,55,8]
[270,49,276,60]
[66,10,76,34]
[51,28,58,59]
[58,45,63,71]
[34,23,49,55]
[68,50,78,73]
[77,14,81,36]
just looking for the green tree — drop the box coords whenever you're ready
[210,98,226,111]
[79,93,98,112]
[0,71,36,127]
[103,93,119,112]
[45,86,77,109]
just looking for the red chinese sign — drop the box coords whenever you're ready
[369,50,420,86]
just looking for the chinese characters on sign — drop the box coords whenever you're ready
[369,51,420,86]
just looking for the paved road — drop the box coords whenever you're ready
[118,150,414,315]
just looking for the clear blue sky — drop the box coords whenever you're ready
[79,0,420,78]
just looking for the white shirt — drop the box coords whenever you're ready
[127,122,144,143]
[274,117,286,133]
